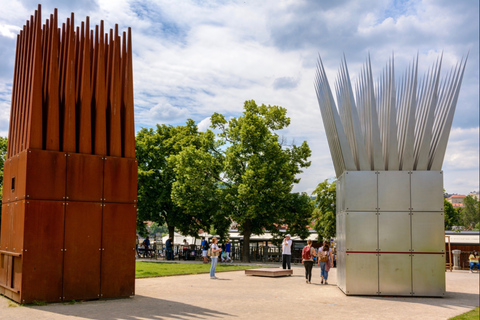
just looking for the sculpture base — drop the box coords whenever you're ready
[336,171,445,297]
[245,268,293,277]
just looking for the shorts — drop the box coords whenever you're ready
[202,250,208,257]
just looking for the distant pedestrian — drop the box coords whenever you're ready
[135,235,140,258]
[201,236,209,263]
[225,239,232,262]
[143,236,151,258]
[209,237,222,279]
[302,240,317,284]
[318,241,334,284]
[469,251,479,273]
[282,234,292,269]
[166,236,174,260]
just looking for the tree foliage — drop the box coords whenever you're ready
[461,195,479,228]
[444,199,460,230]
[312,179,336,241]
[136,120,219,239]
[170,100,312,261]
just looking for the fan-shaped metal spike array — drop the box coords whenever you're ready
[315,54,467,176]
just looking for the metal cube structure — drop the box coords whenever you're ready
[315,54,467,296]
[0,5,137,303]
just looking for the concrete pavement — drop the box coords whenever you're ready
[0,264,478,320]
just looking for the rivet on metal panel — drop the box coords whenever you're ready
[63,197,65,199]
[66,197,69,199]
[66,203,69,205]
[27,201,29,204]
[63,203,65,205]
[27,195,29,197]
[134,205,136,208]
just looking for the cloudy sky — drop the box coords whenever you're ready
[0,0,478,195]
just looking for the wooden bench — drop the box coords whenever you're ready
[245,268,293,277]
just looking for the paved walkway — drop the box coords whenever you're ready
[0,264,478,320]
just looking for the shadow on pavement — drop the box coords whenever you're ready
[356,291,479,310]
[28,295,235,320]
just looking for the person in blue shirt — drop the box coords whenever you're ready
[201,237,209,263]
[223,239,232,262]
[143,236,151,258]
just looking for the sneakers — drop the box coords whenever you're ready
[306,279,308,283]
[321,279,324,284]
[325,281,328,285]
[470,270,473,273]
[210,276,218,279]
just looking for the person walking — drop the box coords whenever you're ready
[282,234,293,269]
[225,239,233,263]
[165,236,173,260]
[201,236,209,263]
[318,241,334,284]
[469,251,479,273]
[302,239,317,284]
[209,237,222,279]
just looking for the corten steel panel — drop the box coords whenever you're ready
[66,153,104,202]
[101,203,136,298]
[25,149,66,201]
[411,171,443,211]
[11,201,26,253]
[412,254,445,296]
[103,157,138,203]
[345,253,378,295]
[0,204,13,251]
[379,253,412,295]
[0,254,7,288]
[378,212,411,252]
[412,212,445,253]
[13,152,27,201]
[12,256,22,293]
[63,202,102,300]
[377,171,410,211]
[344,171,377,211]
[345,212,377,252]
[2,159,11,202]
[21,200,64,303]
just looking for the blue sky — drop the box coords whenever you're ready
[0,0,478,195]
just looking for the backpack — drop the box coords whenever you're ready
[202,240,209,250]
[302,246,312,260]
[320,250,329,262]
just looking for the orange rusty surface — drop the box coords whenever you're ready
[25,149,66,201]
[21,200,64,303]
[103,156,138,203]
[101,203,136,298]
[0,204,13,251]
[63,202,102,300]
[66,153,104,202]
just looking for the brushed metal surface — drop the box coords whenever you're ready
[412,254,445,296]
[379,253,411,295]
[345,212,377,251]
[411,171,443,211]
[345,253,378,295]
[412,212,444,253]
[378,171,410,211]
[344,171,377,211]
[379,212,410,252]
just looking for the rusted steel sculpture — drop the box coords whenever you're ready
[0,5,137,303]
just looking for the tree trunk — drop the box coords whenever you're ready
[168,225,175,243]
[242,220,252,262]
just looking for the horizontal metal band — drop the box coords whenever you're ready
[346,251,444,255]
[0,250,22,257]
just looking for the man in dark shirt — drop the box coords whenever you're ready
[165,237,174,260]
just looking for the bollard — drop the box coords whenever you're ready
[452,250,462,270]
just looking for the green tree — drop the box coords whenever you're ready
[312,179,336,241]
[0,137,7,222]
[461,195,480,228]
[170,100,312,262]
[444,199,460,230]
[136,120,219,239]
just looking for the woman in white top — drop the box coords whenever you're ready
[210,237,222,279]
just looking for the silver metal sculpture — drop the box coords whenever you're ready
[315,54,467,296]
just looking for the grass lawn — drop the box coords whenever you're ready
[136,261,265,278]
[449,307,480,320]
